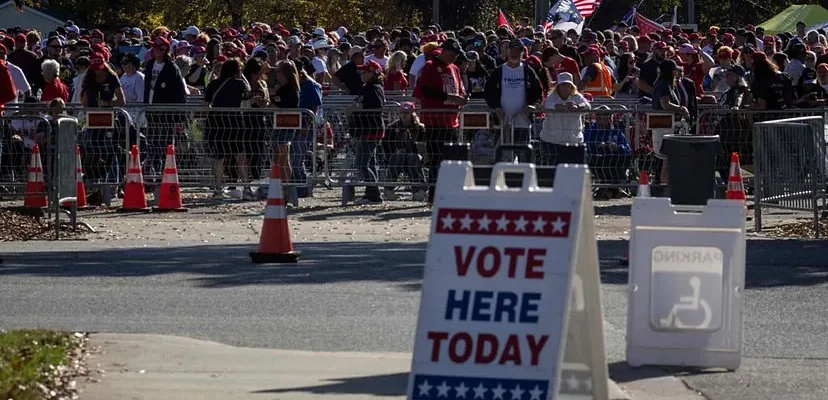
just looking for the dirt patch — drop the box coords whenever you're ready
[0,208,85,241]
[762,218,828,239]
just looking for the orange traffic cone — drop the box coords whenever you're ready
[726,153,746,201]
[726,152,749,218]
[250,164,300,263]
[24,144,47,208]
[117,145,150,212]
[62,146,92,210]
[637,170,651,199]
[153,145,187,212]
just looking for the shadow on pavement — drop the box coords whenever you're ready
[294,205,431,222]
[609,361,731,384]
[252,372,408,396]
[2,238,827,289]
[0,242,426,289]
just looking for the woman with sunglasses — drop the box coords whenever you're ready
[612,52,639,99]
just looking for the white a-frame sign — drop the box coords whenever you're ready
[408,162,609,400]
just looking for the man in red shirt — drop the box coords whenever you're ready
[0,45,17,109]
[412,38,467,203]
[541,47,580,87]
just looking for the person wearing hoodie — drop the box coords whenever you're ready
[348,59,386,205]
[584,105,631,198]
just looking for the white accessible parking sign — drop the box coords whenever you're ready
[626,198,746,371]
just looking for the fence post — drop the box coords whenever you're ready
[56,117,79,236]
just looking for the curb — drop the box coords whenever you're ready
[611,364,707,400]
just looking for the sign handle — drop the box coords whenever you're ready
[489,163,538,191]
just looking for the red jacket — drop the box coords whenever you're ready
[41,77,69,103]
[413,57,464,128]
[0,60,16,109]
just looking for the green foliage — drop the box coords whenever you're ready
[20,0,823,32]
[0,330,75,400]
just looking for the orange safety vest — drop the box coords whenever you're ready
[584,63,613,98]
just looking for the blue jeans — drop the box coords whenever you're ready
[386,152,426,190]
[290,132,311,184]
[513,127,531,146]
[355,138,381,200]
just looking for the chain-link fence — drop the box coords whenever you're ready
[753,116,827,238]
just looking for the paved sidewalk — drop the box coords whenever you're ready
[81,334,632,400]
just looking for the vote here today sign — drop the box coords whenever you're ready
[409,205,576,400]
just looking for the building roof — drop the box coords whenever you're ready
[0,1,67,27]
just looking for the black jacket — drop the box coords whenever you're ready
[678,77,698,120]
[143,58,187,104]
[483,62,544,111]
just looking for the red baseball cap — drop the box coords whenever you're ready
[722,33,735,43]
[90,53,106,70]
[91,29,104,38]
[763,36,775,45]
[214,54,228,63]
[14,33,26,43]
[358,59,382,74]
[2,36,14,50]
[193,46,207,54]
[652,41,668,51]
[689,33,701,41]
[152,36,170,48]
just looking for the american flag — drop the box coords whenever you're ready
[573,0,601,18]
[634,11,664,36]
[545,0,584,25]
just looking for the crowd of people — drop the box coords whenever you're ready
[0,18,825,204]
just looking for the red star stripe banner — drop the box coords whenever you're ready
[435,208,571,238]
[497,9,515,35]
[634,11,664,36]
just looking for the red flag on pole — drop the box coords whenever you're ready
[497,9,515,35]
[634,11,664,36]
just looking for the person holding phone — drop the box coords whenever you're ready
[613,52,640,99]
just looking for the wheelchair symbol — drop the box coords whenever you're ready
[659,276,713,329]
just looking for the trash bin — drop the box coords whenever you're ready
[662,135,721,206]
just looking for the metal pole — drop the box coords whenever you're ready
[687,0,695,25]
[536,0,550,26]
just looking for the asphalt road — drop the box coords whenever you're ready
[1,238,828,399]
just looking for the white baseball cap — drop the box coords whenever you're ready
[348,46,364,57]
[182,26,200,37]
[312,40,331,50]
[556,72,575,86]
[312,27,326,36]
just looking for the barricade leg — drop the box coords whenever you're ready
[341,182,352,206]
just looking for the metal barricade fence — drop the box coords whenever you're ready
[696,108,828,187]
[317,104,680,201]
[135,106,317,198]
[753,116,827,237]
[495,107,673,192]
[317,105,483,201]
[2,104,134,206]
[0,113,54,196]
